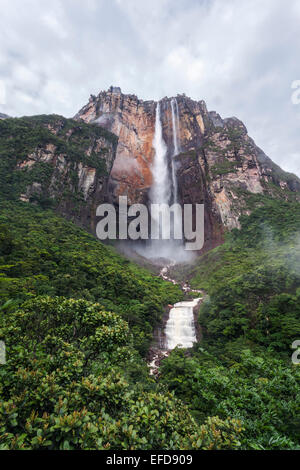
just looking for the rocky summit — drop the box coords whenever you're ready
[75,87,300,252]
[2,87,300,254]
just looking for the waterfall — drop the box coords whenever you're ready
[138,98,193,263]
[144,100,199,362]
[170,98,180,204]
[150,98,180,208]
[147,101,172,252]
[171,98,180,157]
[149,101,171,206]
[165,299,199,350]
[170,98,182,239]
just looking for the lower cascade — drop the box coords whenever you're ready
[165,299,199,350]
[149,266,203,376]
[149,297,201,376]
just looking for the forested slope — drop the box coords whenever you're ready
[0,201,246,450]
[164,195,300,449]
[1,114,300,450]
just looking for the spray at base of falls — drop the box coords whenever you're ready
[140,98,202,375]
[139,99,193,264]
[139,101,174,261]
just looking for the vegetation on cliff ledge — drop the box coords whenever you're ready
[0,115,117,208]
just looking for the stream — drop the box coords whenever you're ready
[165,298,200,349]
[146,101,204,375]
[149,264,203,376]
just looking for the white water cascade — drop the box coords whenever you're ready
[145,101,172,259]
[149,264,202,374]
[138,98,193,263]
[170,98,180,204]
[144,100,200,374]
[170,98,183,240]
[149,101,171,207]
[165,298,199,350]
[146,101,175,259]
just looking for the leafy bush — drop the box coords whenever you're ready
[0,296,244,450]
[187,199,300,356]
[0,201,182,354]
[160,348,300,449]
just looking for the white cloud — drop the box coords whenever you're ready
[41,13,68,40]
[166,47,205,83]
[0,80,6,105]
[0,0,299,176]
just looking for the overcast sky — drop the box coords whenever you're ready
[1,0,300,176]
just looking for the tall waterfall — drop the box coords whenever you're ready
[149,102,171,206]
[145,100,199,357]
[150,98,180,208]
[138,98,193,263]
[148,102,171,251]
[171,98,180,204]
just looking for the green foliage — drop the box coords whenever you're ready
[164,197,300,450]
[1,116,300,450]
[160,348,300,449]
[185,199,300,356]
[0,201,182,354]
[194,416,244,450]
[0,200,249,450]
[210,159,238,176]
[0,115,117,205]
[0,295,244,450]
[0,296,172,449]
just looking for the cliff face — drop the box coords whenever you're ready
[0,115,118,233]
[75,88,156,205]
[76,87,300,251]
[2,89,299,256]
